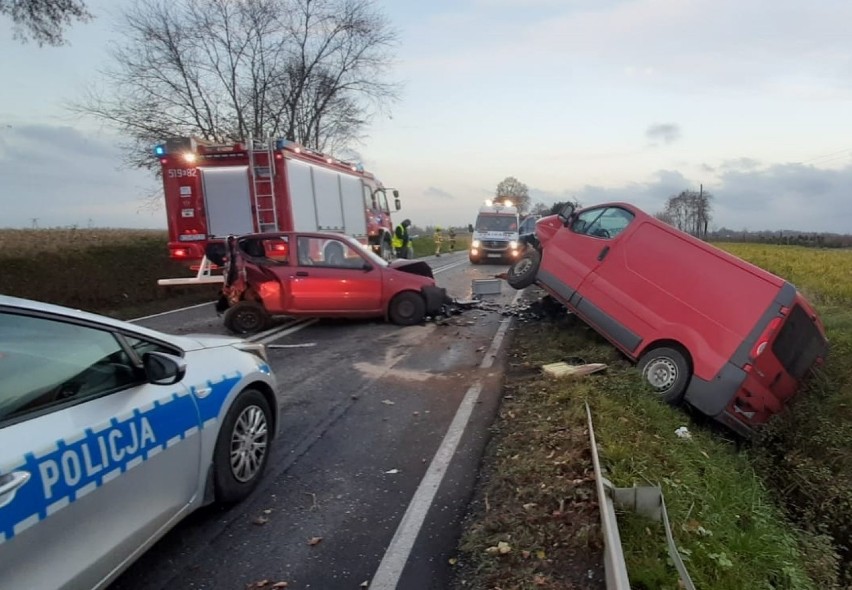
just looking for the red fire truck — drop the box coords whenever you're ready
[153,136,401,267]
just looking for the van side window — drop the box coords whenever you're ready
[572,207,634,239]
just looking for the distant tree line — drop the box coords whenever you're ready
[709,228,852,248]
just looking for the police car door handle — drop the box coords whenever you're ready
[597,246,610,261]
[0,471,31,499]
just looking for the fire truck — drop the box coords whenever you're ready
[153,136,400,272]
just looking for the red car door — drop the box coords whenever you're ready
[287,236,383,313]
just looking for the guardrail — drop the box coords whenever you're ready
[585,402,696,590]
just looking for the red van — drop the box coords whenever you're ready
[508,202,828,437]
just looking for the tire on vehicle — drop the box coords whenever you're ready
[213,388,272,503]
[638,346,691,405]
[506,249,541,289]
[223,300,270,334]
[388,291,426,325]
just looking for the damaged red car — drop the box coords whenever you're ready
[212,232,448,333]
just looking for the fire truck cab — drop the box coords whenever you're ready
[154,137,400,267]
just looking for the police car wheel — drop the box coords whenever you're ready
[223,301,270,334]
[507,249,541,289]
[213,389,272,503]
[389,291,426,325]
[638,346,690,405]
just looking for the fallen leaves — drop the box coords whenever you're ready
[307,536,323,546]
[485,541,512,555]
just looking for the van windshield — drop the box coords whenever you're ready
[476,215,518,232]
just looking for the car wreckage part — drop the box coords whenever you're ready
[639,346,691,405]
[507,249,541,289]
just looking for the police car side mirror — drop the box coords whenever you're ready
[467,224,474,233]
[143,351,187,386]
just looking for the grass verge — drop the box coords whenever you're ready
[455,292,841,589]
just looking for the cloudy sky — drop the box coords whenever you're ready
[2,0,852,232]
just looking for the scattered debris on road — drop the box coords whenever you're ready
[542,361,607,378]
[307,536,323,546]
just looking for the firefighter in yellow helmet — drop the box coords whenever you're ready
[433,226,443,257]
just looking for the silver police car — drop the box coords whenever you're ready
[0,295,278,589]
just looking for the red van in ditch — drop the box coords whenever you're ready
[507,202,828,437]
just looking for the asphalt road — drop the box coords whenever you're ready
[110,252,522,590]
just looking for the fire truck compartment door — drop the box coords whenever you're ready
[339,173,368,238]
[286,160,368,237]
[200,166,254,237]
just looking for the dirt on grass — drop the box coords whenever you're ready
[451,307,605,590]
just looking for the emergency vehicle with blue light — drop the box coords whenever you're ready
[469,200,521,263]
[153,137,401,271]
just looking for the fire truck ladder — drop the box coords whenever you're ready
[249,136,280,232]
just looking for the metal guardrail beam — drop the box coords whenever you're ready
[585,402,697,590]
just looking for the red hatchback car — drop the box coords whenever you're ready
[213,232,448,333]
[508,202,828,437]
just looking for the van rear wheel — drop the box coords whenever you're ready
[507,249,541,289]
[639,347,690,405]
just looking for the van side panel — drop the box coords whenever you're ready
[622,223,780,374]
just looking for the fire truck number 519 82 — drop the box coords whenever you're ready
[154,136,401,264]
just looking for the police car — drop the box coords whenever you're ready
[0,295,278,589]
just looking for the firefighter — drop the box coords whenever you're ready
[393,219,412,259]
[434,226,444,257]
[448,228,456,252]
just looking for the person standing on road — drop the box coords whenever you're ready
[434,227,443,257]
[448,228,456,252]
[393,218,412,259]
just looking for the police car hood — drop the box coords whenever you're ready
[172,333,247,351]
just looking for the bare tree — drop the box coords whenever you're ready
[662,188,713,238]
[495,176,530,215]
[1,0,92,45]
[72,0,399,168]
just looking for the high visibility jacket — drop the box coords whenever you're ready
[392,225,407,249]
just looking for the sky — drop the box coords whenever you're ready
[2,0,852,233]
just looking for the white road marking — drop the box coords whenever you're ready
[254,318,319,344]
[267,343,317,349]
[369,289,524,589]
[130,301,214,322]
[432,259,468,274]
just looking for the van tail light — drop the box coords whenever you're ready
[172,248,188,258]
[750,317,783,359]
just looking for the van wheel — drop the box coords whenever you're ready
[389,292,426,325]
[639,347,690,405]
[507,249,541,289]
[224,301,270,334]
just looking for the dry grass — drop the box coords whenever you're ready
[0,228,214,318]
[0,228,169,256]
